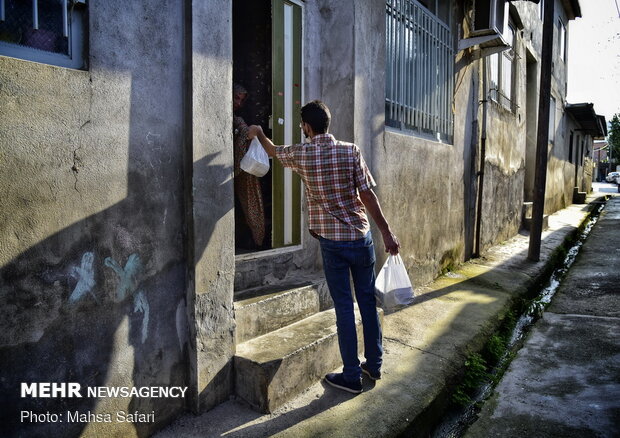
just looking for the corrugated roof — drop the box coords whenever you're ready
[517,0,581,19]
[566,103,607,138]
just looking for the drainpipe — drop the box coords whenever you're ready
[473,57,488,257]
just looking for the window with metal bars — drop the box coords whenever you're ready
[385,0,454,143]
[0,0,86,69]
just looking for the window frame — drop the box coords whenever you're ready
[0,1,86,70]
[558,18,567,62]
[569,131,574,164]
[538,0,544,20]
[488,20,517,111]
[549,95,556,144]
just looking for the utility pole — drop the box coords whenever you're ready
[528,0,555,261]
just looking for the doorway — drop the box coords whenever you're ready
[233,0,303,255]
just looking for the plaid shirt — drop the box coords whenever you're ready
[274,133,376,241]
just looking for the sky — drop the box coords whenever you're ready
[567,0,620,125]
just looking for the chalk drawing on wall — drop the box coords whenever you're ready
[69,252,97,303]
[133,290,150,344]
[104,253,142,302]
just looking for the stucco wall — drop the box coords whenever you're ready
[364,2,470,285]
[480,98,527,251]
[0,2,188,436]
[514,0,584,217]
[0,1,592,434]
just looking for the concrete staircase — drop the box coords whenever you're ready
[233,278,379,413]
[522,201,549,231]
[572,186,587,204]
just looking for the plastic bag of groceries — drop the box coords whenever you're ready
[240,137,270,177]
[375,254,415,311]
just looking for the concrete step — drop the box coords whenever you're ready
[522,214,549,231]
[573,189,587,204]
[234,305,381,413]
[522,201,533,220]
[234,279,328,344]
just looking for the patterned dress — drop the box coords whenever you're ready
[233,115,266,247]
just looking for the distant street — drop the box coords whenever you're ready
[592,181,619,194]
[465,196,620,438]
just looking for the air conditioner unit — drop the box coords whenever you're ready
[458,0,510,54]
[472,0,509,37]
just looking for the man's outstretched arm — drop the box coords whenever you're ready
[248,125,277,158]
[359,188,400,255]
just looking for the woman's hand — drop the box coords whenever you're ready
[247,125,263,139]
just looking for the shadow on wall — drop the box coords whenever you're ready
[154,215,586,438]
[0,51,233,438]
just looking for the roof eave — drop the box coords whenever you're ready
[561,0,582,20]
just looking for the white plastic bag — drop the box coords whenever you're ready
[240,137,270,177]
[375,254,414,310]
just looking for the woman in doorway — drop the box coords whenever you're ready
[233,84,266,249]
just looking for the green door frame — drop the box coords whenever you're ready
[272,0,302,248]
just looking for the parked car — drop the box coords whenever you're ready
[605,171,620,183]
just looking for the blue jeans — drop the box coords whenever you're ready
[319,231,383,382]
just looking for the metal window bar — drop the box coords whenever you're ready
[386,0,453,140]
[32,0,38,29]
[6,0,70,35]
[63,0,68,37]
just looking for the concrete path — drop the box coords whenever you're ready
[155,197,605,438]
[465,196,620,438]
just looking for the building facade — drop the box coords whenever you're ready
[0,0,598,436]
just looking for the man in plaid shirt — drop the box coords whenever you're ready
[249,100,399,394]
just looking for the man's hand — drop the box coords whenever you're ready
[248,125,277,157]
[358,188,400,255]
[247,125,263,139]
[382,231,400,255]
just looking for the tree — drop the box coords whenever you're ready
[608,113,620,168]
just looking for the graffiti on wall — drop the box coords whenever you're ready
[104,253,143,302]
[133,290,150,344]
[69,252,97,303]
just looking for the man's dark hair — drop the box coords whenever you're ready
[301,100,331,134]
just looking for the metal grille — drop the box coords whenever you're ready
[386,0,454,142]
[0,0,69,55]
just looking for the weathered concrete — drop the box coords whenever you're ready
[235,306,370,414]
[188,0,237,414]
[514,0,596,217]
[234,279,326,344]
[1,1,188,436]
[233,247,321,292]
[374,1,471,278]
[0,1,600,436]
[154,187,599,438]
[465,196,620,438]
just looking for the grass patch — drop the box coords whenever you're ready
[452,310,518,406]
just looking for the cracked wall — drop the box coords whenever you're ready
[0,1,189,436]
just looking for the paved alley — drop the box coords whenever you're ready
[465,196,620,437]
